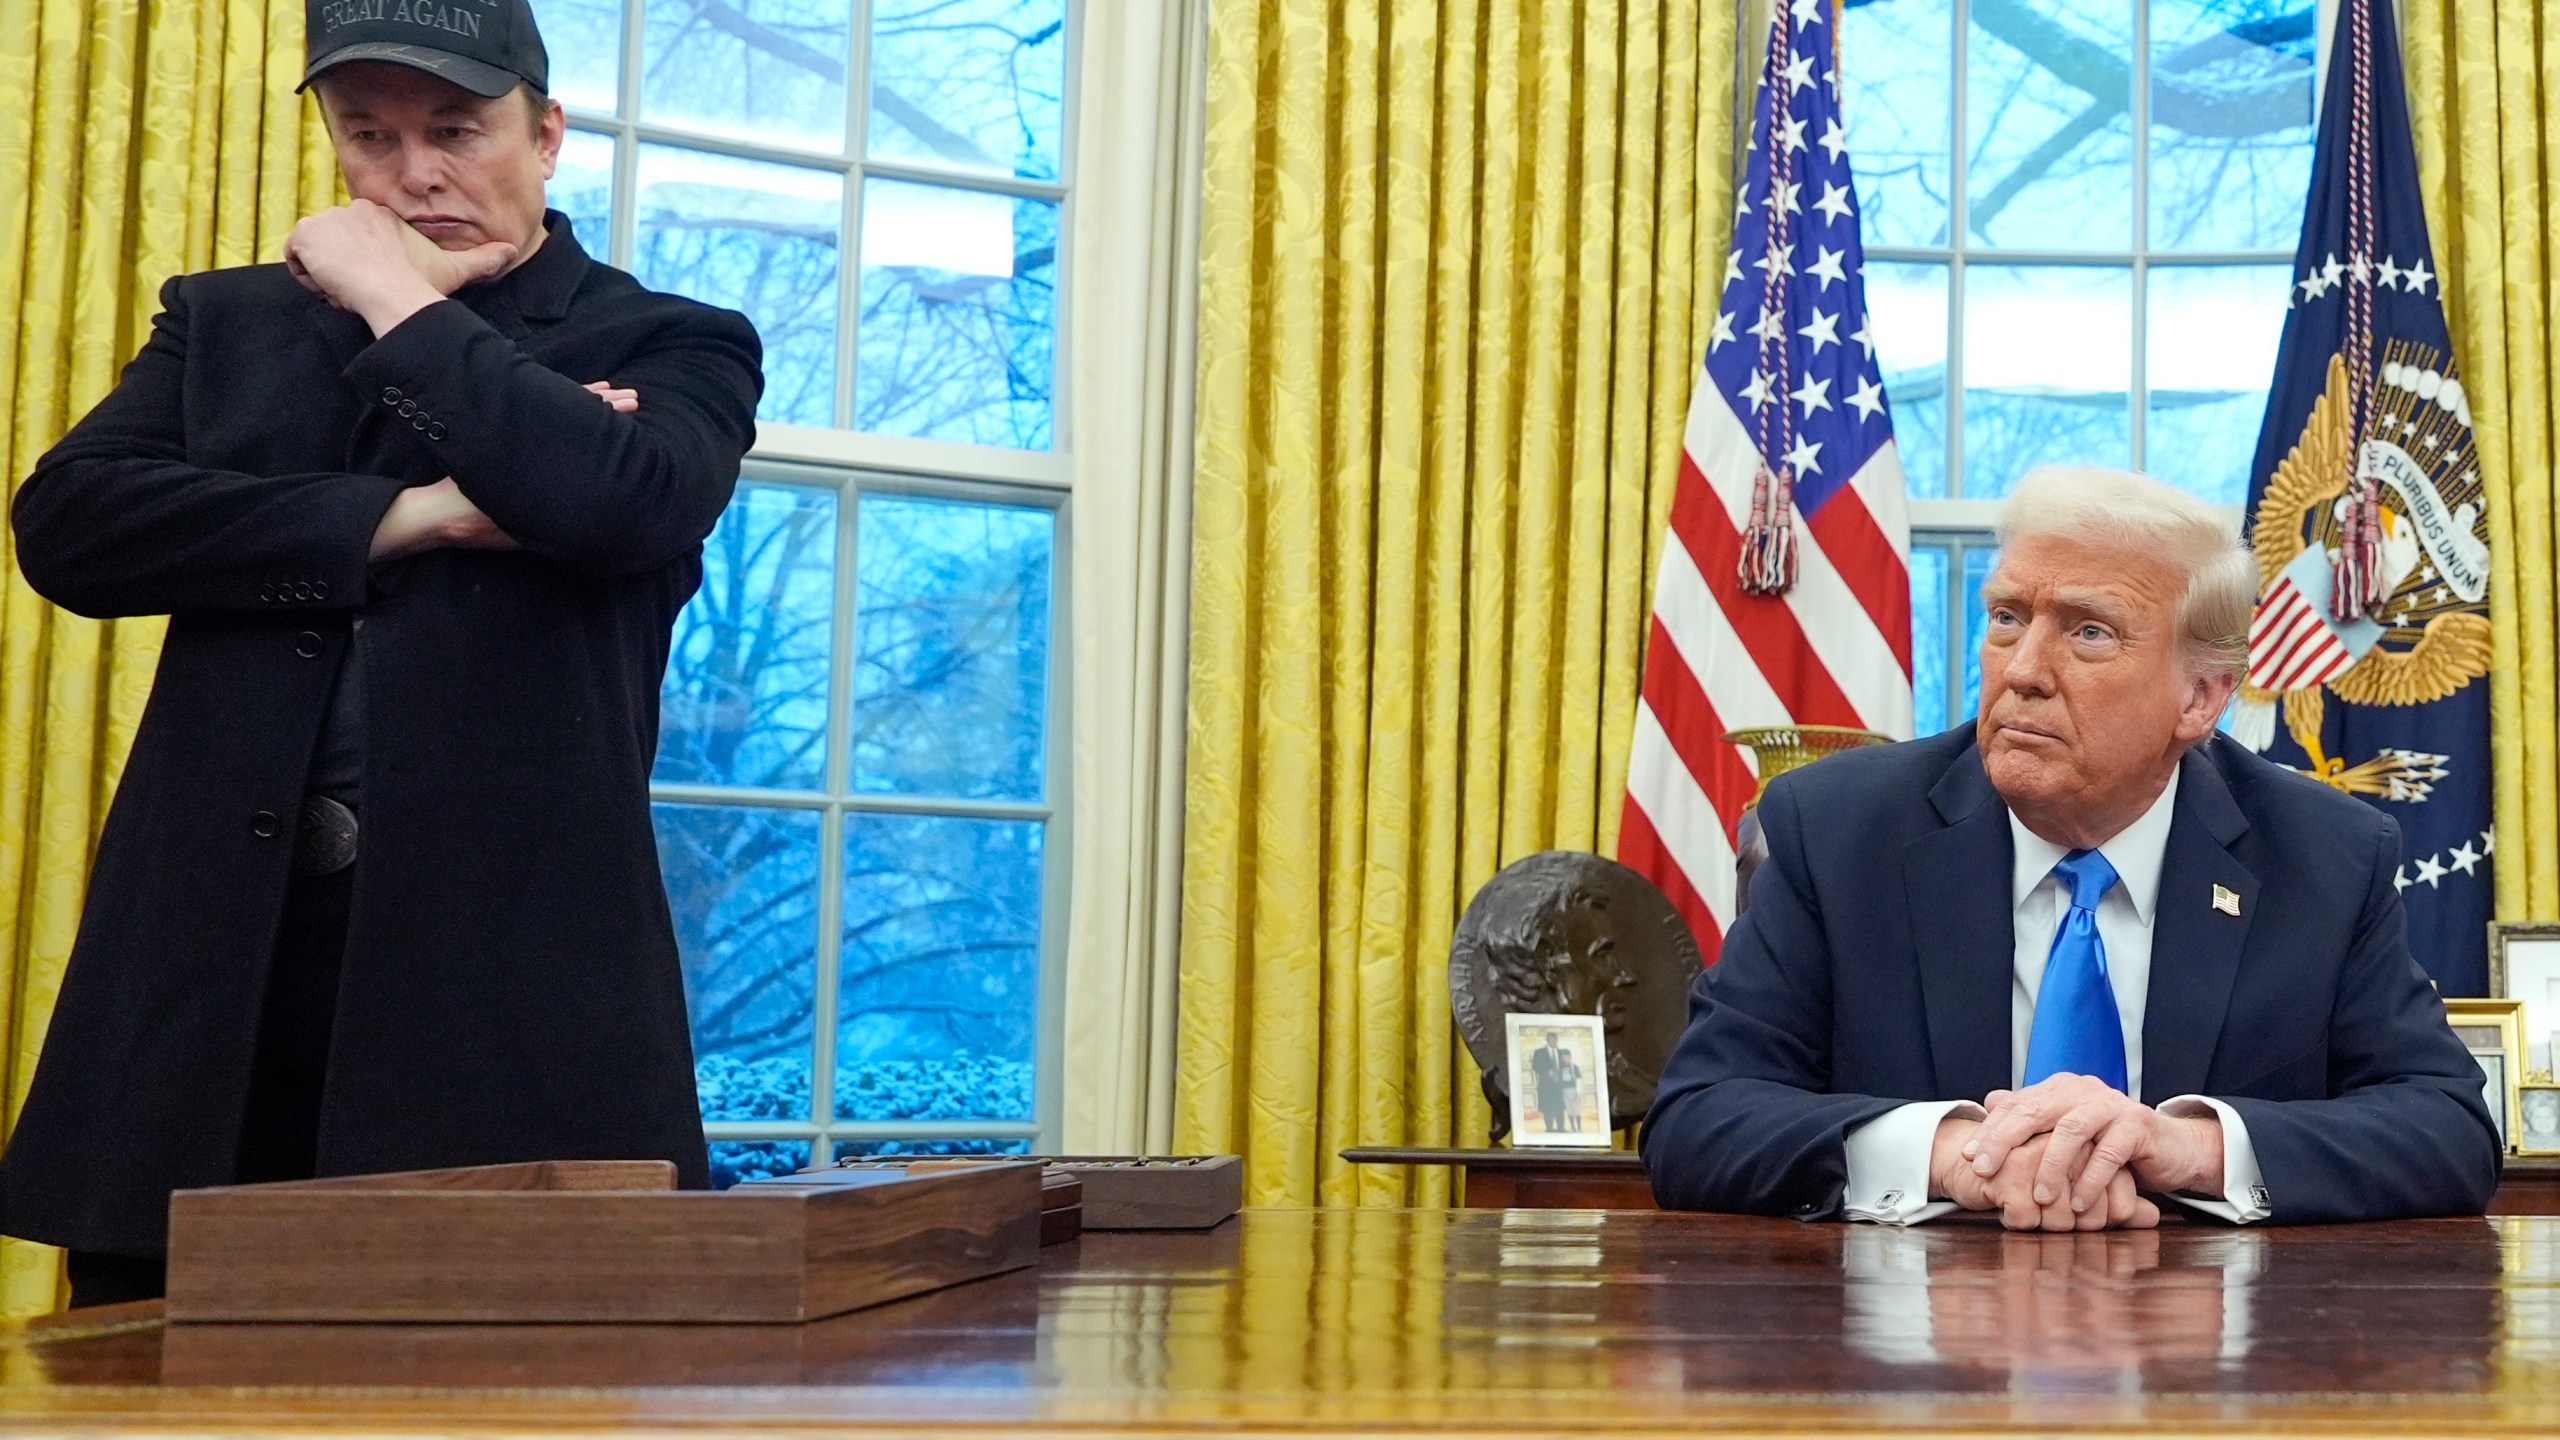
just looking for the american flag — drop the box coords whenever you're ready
[1618,0,1913,958]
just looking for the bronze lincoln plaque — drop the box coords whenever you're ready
[1449,851,1702,1136]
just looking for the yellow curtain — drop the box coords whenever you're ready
[1174,0,1740,1205]
[2404,2,2560,924]
[0,0,337,1317]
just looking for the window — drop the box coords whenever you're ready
[1839,0,2315,729]
[530,0,1074,1185]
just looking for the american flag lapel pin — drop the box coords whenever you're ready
[2212,884,2241,917]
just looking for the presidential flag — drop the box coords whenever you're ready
[1619,0,1912,959]
[2233,0,2491,993]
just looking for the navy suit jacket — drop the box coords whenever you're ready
[1640,727,2500,1224]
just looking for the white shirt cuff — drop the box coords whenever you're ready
[2158,1095,2271,1223]
[1842,1099,1985,1224]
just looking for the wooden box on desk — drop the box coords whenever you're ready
[164,1159,1041,1324]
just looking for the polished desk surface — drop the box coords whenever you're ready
[5,1208,2560,1436]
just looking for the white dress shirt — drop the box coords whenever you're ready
[1841,770,2272,1225]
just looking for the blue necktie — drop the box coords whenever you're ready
[2022,849,2127,1092]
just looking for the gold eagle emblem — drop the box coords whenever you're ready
[2244,349,2490,790]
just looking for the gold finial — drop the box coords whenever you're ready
[1723,725,1892,806]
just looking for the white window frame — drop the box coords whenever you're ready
[1879,0,2300,531]
[560,0,1083,1163]
[1877,0,2308,719]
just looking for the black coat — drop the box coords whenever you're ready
[1,214,761,1254]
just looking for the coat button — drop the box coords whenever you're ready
[411,414,430,430]
[295,631,323,658]
[257,585,276,603]
[381,386,402,405]
[425,421,446,441]
[250,810,282,839]
[292,582,313,601]
[397,399,417,417]
[312,580,330,600]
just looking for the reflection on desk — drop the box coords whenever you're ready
[4,1210,2559,1434]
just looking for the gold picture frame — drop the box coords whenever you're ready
[2489,920,2560,1079]
[2446,997,2526,1153]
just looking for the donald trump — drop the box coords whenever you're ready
[1642,466,2498,1228]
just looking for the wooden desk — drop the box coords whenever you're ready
[5,1209,2560,1435]
[1347,1146,2560,1214]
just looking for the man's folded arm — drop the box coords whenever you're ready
[341,298,762,576]
[2212,817,2501,1222]
[11,276,407,619]
[1642,779,1904,1217]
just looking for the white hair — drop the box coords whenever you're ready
[1994,465,2253,680]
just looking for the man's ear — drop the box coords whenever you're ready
[2177,668,2240,744]
[537,97,566,180]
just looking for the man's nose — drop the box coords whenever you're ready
[2000,616,2062,695]
[398,139,446,193]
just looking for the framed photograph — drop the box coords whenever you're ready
[2521,1085,2560,1158]
[1503,1013,1612,1148]
[2446,997,2526,1152]
[2490,921,2560,1078]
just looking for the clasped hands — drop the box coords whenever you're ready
[1926,1073,2226,1232]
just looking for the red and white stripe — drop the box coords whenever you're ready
[1618,384,1914,959]
[2247,573,2358,693]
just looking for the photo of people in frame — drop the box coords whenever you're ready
[2522,1086,2560,1156]
[1504,1012,1612,1148]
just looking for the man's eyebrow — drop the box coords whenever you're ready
[1975,581,2140,626]
[2050,587,2140,625]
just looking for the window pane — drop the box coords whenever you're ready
[855,178,1057,448]
[2149,1,2316,250]
[1962,544,1998,718]
[655,802,822,1122]
[635,145,842,428]
[551,127,616,259]
[2144,263,2288,505]
[641,0,853,153]
[1869,261,1949,498]
[709,1139,812,1189]
[1962,264,2131,496]
[1909,542,1950,737]
[835,814,1042,1123]
[1842,0,1953,247]
[1965,0,2133,249]
[868,0,1068,181]
[658,482,838,791]
[529,0,623,114]
[852,495,1053,800]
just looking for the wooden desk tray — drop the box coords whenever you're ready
[164,1159,1041,1325]
[807,1155,1242,1230]
[741,1166,1084,1245]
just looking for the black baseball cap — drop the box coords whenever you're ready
[300,0,549,100]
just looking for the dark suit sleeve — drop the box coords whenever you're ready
[2215,815,2502,1221]
[1640,778,1904,1218]
[338,297,761,576]
[10,276,408,619]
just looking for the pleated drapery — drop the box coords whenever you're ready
[0,0,338,1317]
[1173,0,1741,1206]
[2403,2,2560,924]
[1057,0,1205,1154]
